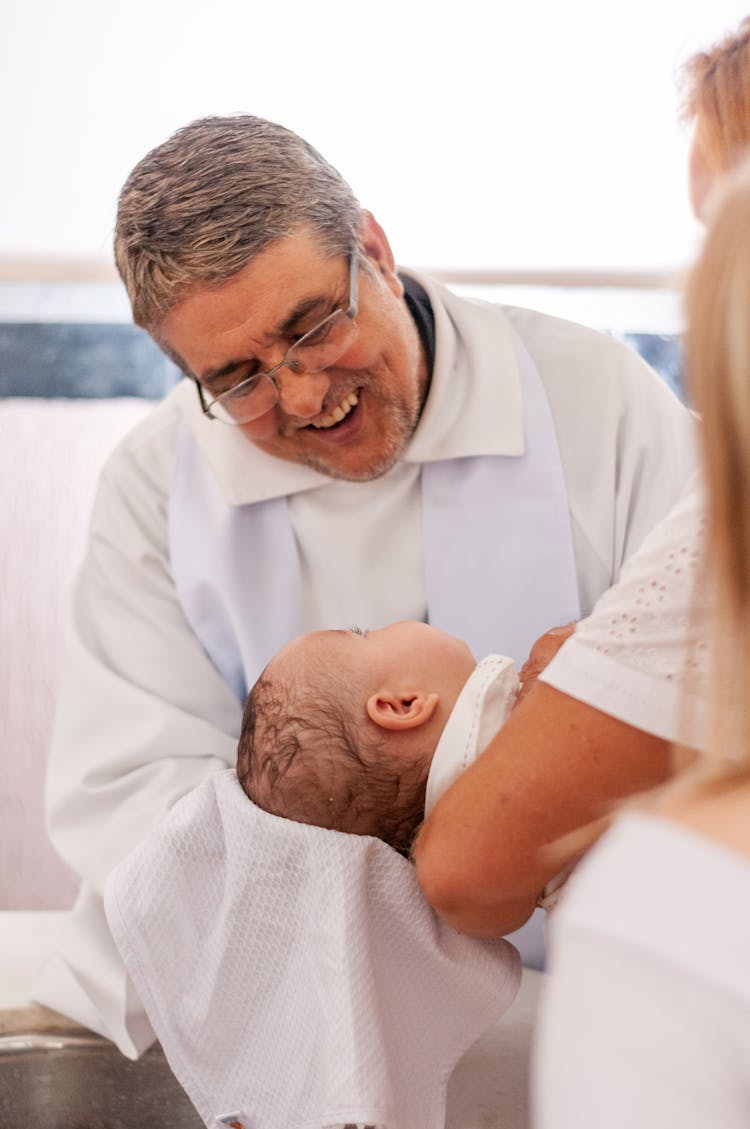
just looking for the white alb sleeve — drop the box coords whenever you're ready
[46,404,241,892]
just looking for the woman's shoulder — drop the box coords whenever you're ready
[658,776,750,860]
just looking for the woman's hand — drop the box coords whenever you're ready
[517,623,576,704]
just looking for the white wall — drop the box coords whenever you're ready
[2,1,749,272]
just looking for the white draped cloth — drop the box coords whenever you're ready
[105,772,520,1129]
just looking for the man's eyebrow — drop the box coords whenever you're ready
[198,293,339,386]
[277,294,335,335]
[199,358,252,389]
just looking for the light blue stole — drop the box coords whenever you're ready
[168,334,581,702]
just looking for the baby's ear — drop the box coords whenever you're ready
[366,690,439,731]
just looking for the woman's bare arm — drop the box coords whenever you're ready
[413,679,671,936]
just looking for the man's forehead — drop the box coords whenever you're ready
[159,230,346,371]
[177,229,340,313]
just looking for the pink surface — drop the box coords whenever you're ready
[0,398,151,909]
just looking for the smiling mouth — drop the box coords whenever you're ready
[310,390,359,429]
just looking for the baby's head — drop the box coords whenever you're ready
[237,622,476,853]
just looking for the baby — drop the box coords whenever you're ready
[237,621,518,854]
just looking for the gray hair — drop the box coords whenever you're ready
[114,114,363,332]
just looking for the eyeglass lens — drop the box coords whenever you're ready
[212,307,357,424]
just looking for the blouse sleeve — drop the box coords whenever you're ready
[540,475,711,747]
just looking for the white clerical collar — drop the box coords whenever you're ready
[400,270,523,463]
[171,268,525,507]
[424,654,520,818]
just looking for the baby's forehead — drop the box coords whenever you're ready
[271,630,345,677]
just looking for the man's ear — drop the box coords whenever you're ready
[358,210,403,298]
[366,689,439,731]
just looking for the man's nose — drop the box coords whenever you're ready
[275,367,331,420]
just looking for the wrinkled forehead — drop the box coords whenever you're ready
[158,226,347,362]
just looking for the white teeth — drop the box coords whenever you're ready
[312,391,359,429]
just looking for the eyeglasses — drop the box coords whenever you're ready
[193,249,359,425]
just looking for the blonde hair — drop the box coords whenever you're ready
[684,158,750,776]
[681,17,750,175]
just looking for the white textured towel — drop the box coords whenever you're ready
[425,655,520,818]
[104,770,520,1129]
